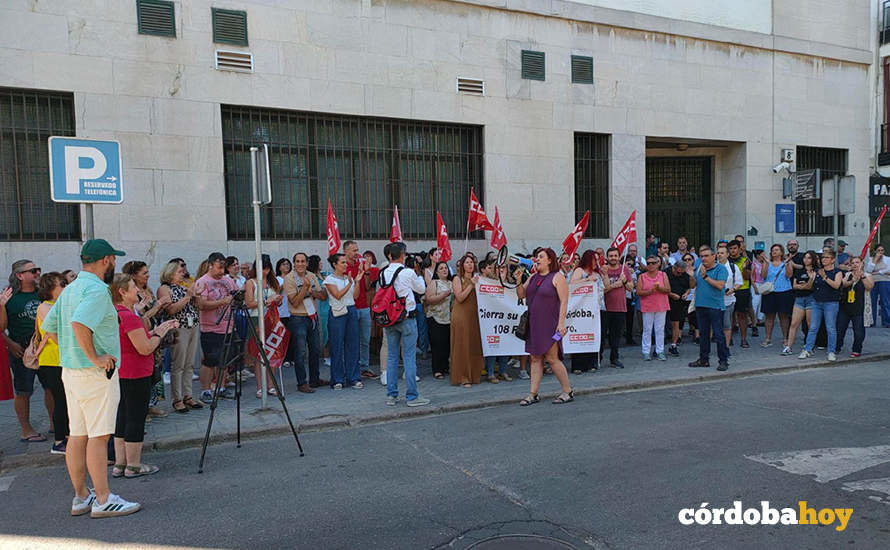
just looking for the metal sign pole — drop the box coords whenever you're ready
[250,147,267,409]
[84,204,94,241]
[833,175,839,256]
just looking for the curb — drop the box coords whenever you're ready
[2,353,887,473]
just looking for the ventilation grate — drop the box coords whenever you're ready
[212,8,248,46]
[456,77,484,95]
[521,50,545,81]
[215,50,253,72]
[571,55,594,84]
[137,0,176,37]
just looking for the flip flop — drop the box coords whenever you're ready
[20,434,46,443]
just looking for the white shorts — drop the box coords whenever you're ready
[62,367,120,438]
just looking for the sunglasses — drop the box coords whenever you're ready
[19,267,41,275]
[646,260,659,265]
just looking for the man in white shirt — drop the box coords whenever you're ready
[866,244,890,327]
[381,242,430,407]
[669,236,698,266]
[717,243,743,350]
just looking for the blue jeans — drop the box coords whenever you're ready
[386,317,419,401]
[328,306,360,387]
[356,307,372,371]
[415,302,429,354]
[696,307,728,364]
[288,315,321,386]
[805,301,838,352]
[871,281,890,327]
[484,355,509,377]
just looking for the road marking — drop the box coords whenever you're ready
[842,477,890,504]
[745,445,890,483]
[0,476,15,492]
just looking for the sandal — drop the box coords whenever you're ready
[183,396,204,409]
[256,389,263,399]
[19,433,46,443]
[111,464,126,478]
[267,388,278,397]
[486,376,499,384]
[125,464,160,478]
[498,373,513,382]
[433,373,445,380]
[462,383,472,388]
[519,394,540,406]
[172,400,189,414]
[552,390,575,404]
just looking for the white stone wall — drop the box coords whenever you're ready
[0,0,876,279]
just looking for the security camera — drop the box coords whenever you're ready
[773,161,791,174]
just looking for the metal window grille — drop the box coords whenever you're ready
[137,0,176,37]
[221,106,484,240]
[795,146,847,236]
[0,88,79,241]
[645,157,713,249]
[212,8,248,46]
[882,0,890,44]
[571,55,594,84]
[573,133,610,238]
[521,50,545,81]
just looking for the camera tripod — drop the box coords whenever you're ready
[198,293,304,473]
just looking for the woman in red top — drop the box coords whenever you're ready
[110,274,177,479]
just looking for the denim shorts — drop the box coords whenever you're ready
[794,295,815,311]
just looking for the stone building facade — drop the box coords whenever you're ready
[0,0,878,273]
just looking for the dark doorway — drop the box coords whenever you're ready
[646,157,712,250]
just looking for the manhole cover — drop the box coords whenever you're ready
[468,535,578,550]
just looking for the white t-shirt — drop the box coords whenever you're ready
[381,262,426,312]
[721,260,743,306]
[276,276,290,318]
[324,274,355,310]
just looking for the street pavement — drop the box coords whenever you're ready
[2,328,889,472]
[3,359,890,548]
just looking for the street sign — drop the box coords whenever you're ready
[48,137,123,203]
[792,169,820,201]
[775,203,794,233]
[822,174,856,217]
[869,175,890,219]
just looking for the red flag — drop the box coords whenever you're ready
[389,205,403,243]
[609,211,637,255]
[562,211,589,261]
[436,211,453,262]
[467,189,494,232]
[326,200,341,257]
[246,307,291,369]
[490,206,507,250]
[861,204,887,259]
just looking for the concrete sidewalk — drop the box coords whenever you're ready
[2,327,889,471]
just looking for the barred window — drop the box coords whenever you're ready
[222,106,484,240]
[796,146,847,236]
[574,133,610,238]
[0,88,79,241]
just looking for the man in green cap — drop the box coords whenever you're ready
[42,239,141,518]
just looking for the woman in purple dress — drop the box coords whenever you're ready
[515,247,573,405]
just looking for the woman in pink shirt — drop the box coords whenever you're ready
[636,255,671,361]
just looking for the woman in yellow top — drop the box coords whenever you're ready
[36,272,69,455]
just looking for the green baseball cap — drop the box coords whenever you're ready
[81,239,126,264]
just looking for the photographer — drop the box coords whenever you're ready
[110,274,177,478]
[196,252,237,404]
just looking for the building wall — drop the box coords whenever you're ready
[0,0,876,275]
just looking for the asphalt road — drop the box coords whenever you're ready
[3,362,890,550]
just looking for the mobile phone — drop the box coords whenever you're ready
[105,365,116,379]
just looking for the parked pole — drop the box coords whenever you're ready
[250,147,268,409]
[833,175,839,256]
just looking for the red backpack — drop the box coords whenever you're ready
[371,266,407,327]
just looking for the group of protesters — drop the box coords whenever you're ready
[2,232,888,517]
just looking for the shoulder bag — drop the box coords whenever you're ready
[22,319,48,371]
[756,262,785,296]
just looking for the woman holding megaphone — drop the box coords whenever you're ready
[515,248,574,405]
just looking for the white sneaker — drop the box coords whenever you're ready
[191,373,199,381]
[162,372,171,385]
[91,493,141,518]
[798,350,812,359]
[518,370,530,380]
[781,346,792,356]
[332,383,343,390]
[323,357,331,366]
[400,372,420,381]
[380,371,387,385]
[71,489,96,516]
[352,381,364,389]
[827,352,837,362]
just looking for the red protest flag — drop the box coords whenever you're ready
[860,204,887,259]
[390,205,403,243]
[326,200,341,257]
[562,211,589,260]
[467,189,495,232]
[436,211,453,262]
[609,210,637,255]
[490,206,507,250]
[246,307,291,369]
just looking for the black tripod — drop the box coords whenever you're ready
[198,293,304,473]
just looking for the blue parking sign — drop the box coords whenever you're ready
[48,137,123,203]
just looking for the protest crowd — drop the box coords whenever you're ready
[1,199,889,518]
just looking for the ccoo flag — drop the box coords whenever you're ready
[390,205,403,243]
[562,211,589,261]
[437,211,453,262]
[860,204,887,259]
[326,200,341,257]
[490,206,507,250]
[609,211,637,255]
[467,189,495,232]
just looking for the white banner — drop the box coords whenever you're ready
[563,280,601,354]
[475,277,601,356]
[476,277,528,356]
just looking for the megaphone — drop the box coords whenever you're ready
[510,255,534,270]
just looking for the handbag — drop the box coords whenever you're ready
[755,262,785,296]
[22,318,48,371]
[515,310,529,341]
[330,302,348,317]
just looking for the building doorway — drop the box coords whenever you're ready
[646,157,712,250]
